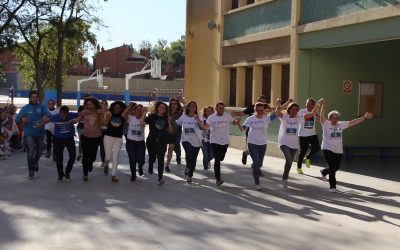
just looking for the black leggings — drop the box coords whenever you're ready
[322,150,342,189]
[81,135,101,177]
[146,138,167,180]
[211,143,229,181]
[297,135,320,168]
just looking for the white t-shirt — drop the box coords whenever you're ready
[175,114,202,147]
[321,120,349,154]
[243,114,276,145]
[278,114,304,149]
[45,108,60,133]
[206,112,234,145]
[298,109,318,137]
[126,115,145,141]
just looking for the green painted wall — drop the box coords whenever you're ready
[298,39,400,147]
[300,0,400,24]
[223,0,291,40]
[300,16,400,49]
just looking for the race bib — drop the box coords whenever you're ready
[304,120,314,129]
[131,130,142,136]
[184,128,195,134]
[330,132,342,138]
[286,128,297,135]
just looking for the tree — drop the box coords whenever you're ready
[0,0,28,48]
[50,0,101,106]
[11,0,55,102]
[153,39,168,72]
[167,39,185,67]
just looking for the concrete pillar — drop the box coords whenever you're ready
[289,0,301,99]
[271,63,282,104]
[252,65,263,103]
[236,66,246,107]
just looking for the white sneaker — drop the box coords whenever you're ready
[329,188,337,193]
[282,180,288,190]
[320,169,327,182]
[255,184,262,191]
[208,162,211,169]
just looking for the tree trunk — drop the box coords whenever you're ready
[55,33,64,107]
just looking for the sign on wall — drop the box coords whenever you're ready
[358,81,383,117]
[343,80,352,95]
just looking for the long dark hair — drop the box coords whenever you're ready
[168,97,182,115]
[155,101,169,117]
[185,101,198,115]
[109,101,126,115]
[84,97,101,109]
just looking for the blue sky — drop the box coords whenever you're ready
[91,0,186,52]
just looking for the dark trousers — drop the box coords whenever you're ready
[46,130,53,152]
[126,139,146,177]
[322,150,342,189]
[182,141,201,178]
[54,137,76,178]
[146,138,167,179]
[174,133,182,161]
[81,135,101,176]
[99,129,106,162]
[211,143,229,181]
[297,135,320,168]
[280,145,298,180]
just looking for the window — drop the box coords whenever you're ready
[231,0,238,10]
[229,68,237,106]
[247,0,255,4]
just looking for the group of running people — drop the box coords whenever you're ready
[15,90,373,192]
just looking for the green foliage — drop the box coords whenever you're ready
[152,38,185,72]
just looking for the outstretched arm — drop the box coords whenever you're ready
[349,112,373,128]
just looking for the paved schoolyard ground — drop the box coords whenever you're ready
[0,139,399,250]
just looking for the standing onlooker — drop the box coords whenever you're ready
[15,90,52,179]
[237,102,277,191]
[176,101,203,183]
[275,99,322,190]
[198,101,238,186]
[78,97,103,181]
[319,100,373,192]
[122,102,146,181]
[296,98,320,174]
[102,101,126,182]
[200,106,214,173]
[45,99,59,160]
[145,101,173,185]
[52,106,78,181]
[165,97,183,172]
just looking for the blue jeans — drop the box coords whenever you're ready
[24,135,44,172]
[201,141,214,170]
[280,145,298,180]
[248,143,267,185]
[126,139,146,177]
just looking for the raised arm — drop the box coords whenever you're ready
[274,98,284,118]
[349,112,373,128]
[121,103,133,120]
[319,101,326,124]
[304,98,324,120]
[140,107,147,126]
